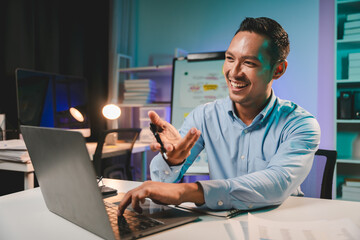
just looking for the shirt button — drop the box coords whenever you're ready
[164,171,169,175]
[217,200,224,206]
[241,155,245,159]
[175,170,179,173]
[244,129,248,134]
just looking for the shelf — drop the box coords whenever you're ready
[337,79,360,84]
[118,65,172,73]
[119,65,173,79]
[118,102,171,108]
[337,159,360,164]
[337,39,360,50]
[336,119,360,123]
[338,0,360,13]
[335,0,360,199]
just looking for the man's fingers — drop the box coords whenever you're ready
[184,130,200,152]
[118,185,151,215]
[177,128,201,151]
[131,195,143,214]
[148,111,163,126]
[118,191,132,216]
[150,142,161,152]
[164,143,174,152]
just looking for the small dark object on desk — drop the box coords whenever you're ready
[100,185,118,197]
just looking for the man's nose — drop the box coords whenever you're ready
[229,62,243,77]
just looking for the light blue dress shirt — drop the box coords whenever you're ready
[150,92,321,210]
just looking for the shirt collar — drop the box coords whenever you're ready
[258,90,277,121]
[226,90,277,123]
[226,96,236,120]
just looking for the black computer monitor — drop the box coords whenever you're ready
[15,68,91,137]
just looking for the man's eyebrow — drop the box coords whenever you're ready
[241,55,260,61]
[225,51,260,62]
[225,51,234,56]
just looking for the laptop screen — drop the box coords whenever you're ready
[15,68,91,137]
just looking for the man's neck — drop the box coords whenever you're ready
[234,105,261,126]
[233,95,272,126]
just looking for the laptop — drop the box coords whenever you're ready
[21,125,199,240]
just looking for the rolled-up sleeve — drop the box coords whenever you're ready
[198,116,321,210]
[150,153,184,182]
[150,107,205,183]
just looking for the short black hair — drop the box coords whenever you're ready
[235,17,290,65]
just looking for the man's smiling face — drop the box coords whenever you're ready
[223,31,275,110]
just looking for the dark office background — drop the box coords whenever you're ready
[0,0,110,195]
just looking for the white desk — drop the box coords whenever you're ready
[0,142,150,189]
[0,159,34,189]
[1,179,359,240]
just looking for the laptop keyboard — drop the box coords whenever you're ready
[104,201,164,239]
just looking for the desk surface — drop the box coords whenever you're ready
[87,141,151,159]
[1,179,360,239]
[0,142,150,172]
[0,142,151,190]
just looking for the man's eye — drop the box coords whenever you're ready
[244,61,256,66]
[226,56,234,61]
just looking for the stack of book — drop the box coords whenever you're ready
[342,178,360,201]
[0,139,30,163]
[344,13,360,40]
[123,79,156,104]
[348,53,360,79]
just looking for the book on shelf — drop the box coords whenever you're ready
[349,74,360,80]
[348,73,360,79]
[125,88,156,93]
[349,59,360,68]
[123,95,155,104]
[344,27,360,36]
[123,79,157,104]
[0,151,30,163]
[122,99,154,104]
[124,92,156,97]
[124,96,154,101]
[345,178,360,187]
[124,79,155,88]
[347,13,360,22]
[344,20,360,29]
[0,139,27,150]
[349,52,360,61]
[342,181,360,201]
[342,186,360,201]
[348,67,360,75]
[348,76,360,81]
[343,33,360,40]
[0,139,30,163]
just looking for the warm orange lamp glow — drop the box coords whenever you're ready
[102,104,121,120]
[69,107,85,122]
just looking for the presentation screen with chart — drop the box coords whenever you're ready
[171,52,228,173]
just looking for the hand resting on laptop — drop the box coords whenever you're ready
[118,181,205,216]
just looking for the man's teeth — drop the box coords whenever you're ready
[230,81,247,88]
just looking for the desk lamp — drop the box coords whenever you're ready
[69,107,85,122]
[57,106,91,137]
[102,104,121,145]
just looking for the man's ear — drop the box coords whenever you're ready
[272,60,288,80]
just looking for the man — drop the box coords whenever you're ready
[118,17,320,215]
